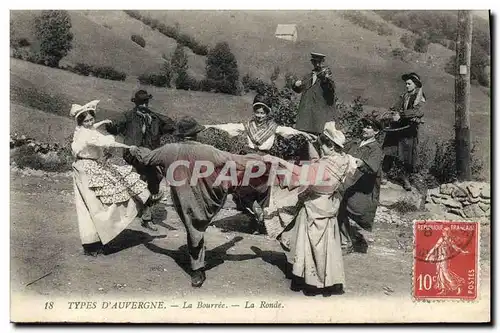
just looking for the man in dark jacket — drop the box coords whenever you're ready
[339,115,384,254]
[292,52,337,135]
[106,90,175,230]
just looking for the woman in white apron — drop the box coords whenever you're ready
[70,100,152,256]
[263,121,358,296]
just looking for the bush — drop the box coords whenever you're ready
[414,36,429,53]
[192,44,209,56]
[388,200,420,214]
[444,55,456,76]
[342,11,393,36]
[73,63,93,76]
[11,145,73,172]
[241,74,275,95]
[124,10,141,20]
[131,34,146,48]
[162,25,180,39]
[200,79,218,92]
[138,73,169,87]
[448,40,456,51]
[400,33,415,49]
[284,72,299,90]
[92,66,127,81]
[18,38,31,47]
[429,138,484,184]
[175,71,201,91]
[391,48,411,62]
[124,11,209,56]
[197,128,247,155]
[335,96,365,141]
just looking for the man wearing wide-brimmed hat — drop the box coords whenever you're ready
[128,116,256,288]
[292,52,337,136]
[106,90,175,230]
[338,113,384,254]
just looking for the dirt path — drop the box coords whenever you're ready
[10,171,491,301]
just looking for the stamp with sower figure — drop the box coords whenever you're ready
[413,221,479,301]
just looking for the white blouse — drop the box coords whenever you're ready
[71,126,128,160]
[206,123,301,151]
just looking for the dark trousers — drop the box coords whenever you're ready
[171,190,228,271]
[124,150,163,195]
[338,204,368,249]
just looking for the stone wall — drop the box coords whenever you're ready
[11,132,64,154]
[426,182,490,219]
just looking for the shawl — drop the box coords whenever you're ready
[403,87,426,110]
[244,119,278,147]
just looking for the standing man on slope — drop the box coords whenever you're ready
[106,90,176,231]
[292,52,337,137]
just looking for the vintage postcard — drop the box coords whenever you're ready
[9,9,491,323]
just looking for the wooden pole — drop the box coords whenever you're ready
[455,10,473,181]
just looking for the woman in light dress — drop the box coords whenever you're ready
[206,94,314,234]
[70,100,152,256]
[263,121,358,296]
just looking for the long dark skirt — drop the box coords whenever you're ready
[382,125,419,173]
[232,145,271,212]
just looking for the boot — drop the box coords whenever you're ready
[141,206,158,231]
[251,201,266,235]
[83,242,104,257]
[150,190,164,203]
[191,269,206,288]
[402,177,412,191]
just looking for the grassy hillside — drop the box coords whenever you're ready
[10,58,253,126]
[80,10,207,80]
[141,10,489,111]
[10,10,165,77]
[10,103,75,144]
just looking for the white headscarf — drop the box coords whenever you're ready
[69,100,100,119]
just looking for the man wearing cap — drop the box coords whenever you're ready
[128,116,256,288]
[382,72,425,191]
[338,114,384,254]
[106,90,175,230]
[292,52,337,136]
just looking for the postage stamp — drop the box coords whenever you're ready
[413,220,479,301]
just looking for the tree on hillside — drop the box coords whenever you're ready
[171,44,190,89]
[161,58,173,88]
[34,10,74,68]
[205,42,240,95]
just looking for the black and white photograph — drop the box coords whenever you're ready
[8,8,492,323]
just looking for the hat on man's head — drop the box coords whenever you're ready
[252,93,273,114]
[174,116,205,138]
[322,121,345,148]
[361,111,383,131]
[70,100,100,119]
[310,52,326,61]
[132,90,153,104]
[401,72,422,88]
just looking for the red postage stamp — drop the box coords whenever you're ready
[413,220,479,301]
